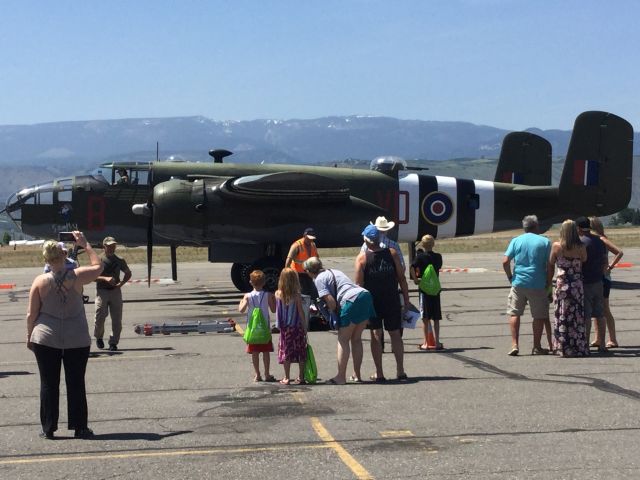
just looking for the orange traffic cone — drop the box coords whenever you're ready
[426,322,437,349]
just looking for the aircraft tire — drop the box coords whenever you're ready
[251,256,284,292]
[230,263,252,292]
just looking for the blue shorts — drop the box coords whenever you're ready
[340,291,376,328]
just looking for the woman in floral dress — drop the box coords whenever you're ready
[548,220,589,356]
[275,268,307,384]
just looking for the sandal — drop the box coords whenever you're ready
[606,342,618,348]
[326,378,346,385]
[349,375,363,383]
[369,374,386,383]
[531,347,549,355]
[293,378,306,385]
[397,373,408,381]
[435,343,444,351]
[253,375,263,382]
[589,340,600,347]
[279,378,290,385]
[264,375,277,382]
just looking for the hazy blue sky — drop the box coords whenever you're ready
[2,0,638,130]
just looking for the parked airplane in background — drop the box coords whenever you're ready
[2,111,633,291]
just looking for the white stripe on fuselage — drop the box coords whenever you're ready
[473,179,494,235]
[397,173,419,242]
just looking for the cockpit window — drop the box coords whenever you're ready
[55,178,73,202]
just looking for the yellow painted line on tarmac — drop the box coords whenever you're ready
[310,418,374,480]
[0,443,330,466]
[292,390,373,480]
[209,290,369,478]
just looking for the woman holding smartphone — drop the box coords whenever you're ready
[27,231,103,439]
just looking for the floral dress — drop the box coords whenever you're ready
[553,255,589,357]
[276,297,307,364]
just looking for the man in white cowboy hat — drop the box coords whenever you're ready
[360,216,405,272]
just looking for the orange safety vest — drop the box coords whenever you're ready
[290,238,318,273]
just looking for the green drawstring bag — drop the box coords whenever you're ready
[243,307,272,344]
[419,264,441,295]
[304,343,317,384]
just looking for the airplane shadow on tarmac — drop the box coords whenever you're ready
[89,346,175,358]
[55,431,193,441]
[611,280,640,290]
[605,346,640,357]
[0,370,32,379]
[405,346,493,355]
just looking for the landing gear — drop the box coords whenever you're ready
[252,256,284,292]
[230,257,284,292]
[230,263,252,292]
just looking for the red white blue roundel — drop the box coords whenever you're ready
[421,191,453,225]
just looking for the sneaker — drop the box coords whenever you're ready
[39,430,54,440]
[508,346,519,356]
[74,427,94,439]
[108,344,118,351]
[96,338,104,349]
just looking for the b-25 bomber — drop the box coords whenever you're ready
[3,111,633,291]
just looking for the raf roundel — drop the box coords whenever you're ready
[421,191,453,225]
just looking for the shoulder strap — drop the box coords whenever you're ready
[328,269,339,300]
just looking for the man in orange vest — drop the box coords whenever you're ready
[286,227,319,297]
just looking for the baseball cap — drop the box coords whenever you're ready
[103,236,117,245]
[575,216,591,229]
[303,227,316,240]
[362,225,379,243]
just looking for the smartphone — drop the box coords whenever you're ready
[58,232,75,242]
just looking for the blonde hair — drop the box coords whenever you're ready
[42,240,64,264]
[419,234,435,252]
[559,219,581,250]
[589,216,605,237]
[277,268,300,305]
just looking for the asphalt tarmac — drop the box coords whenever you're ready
[1,251,639,479]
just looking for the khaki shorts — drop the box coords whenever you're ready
[506,286,549,319]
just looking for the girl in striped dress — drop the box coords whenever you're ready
[276,268,307,385]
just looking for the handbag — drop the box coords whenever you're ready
[419,264,441,295]
[303,343,318,384]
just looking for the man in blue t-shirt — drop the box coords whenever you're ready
[502,215,552,356]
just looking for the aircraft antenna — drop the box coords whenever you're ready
[208,149,233,163]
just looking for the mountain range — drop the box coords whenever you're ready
[1,115,638,216]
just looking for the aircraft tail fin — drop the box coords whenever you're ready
[494,132,552,185]
[559,111,633,216]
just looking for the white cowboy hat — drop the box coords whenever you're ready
[372,216,395,231]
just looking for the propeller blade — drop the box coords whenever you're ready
[146,203,153,287]
[170,244,177,281]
